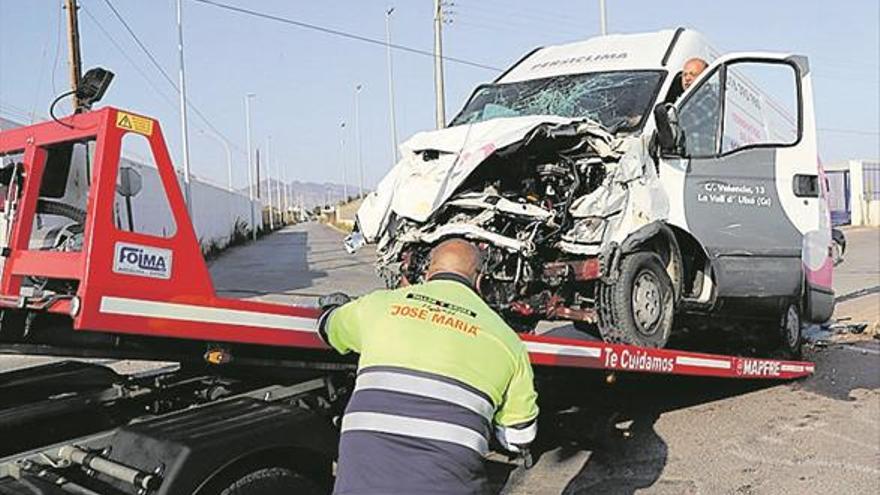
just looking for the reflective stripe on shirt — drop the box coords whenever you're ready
[495,420,537,446]
[341,411,490,455]
[355,370,495,423]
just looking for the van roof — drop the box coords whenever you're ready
[497,28,717,84]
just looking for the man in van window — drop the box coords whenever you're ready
[664,57,709,103]
[681,58,708,91]
[679,59,721,156]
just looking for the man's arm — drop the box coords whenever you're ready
[317,293,368,354]
[494,346,539,452]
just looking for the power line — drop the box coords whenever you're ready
[189,0,503,72]
[80,4,245,163]
[81,5,179,112]
[100,0,176,89]
[98,0,244,154]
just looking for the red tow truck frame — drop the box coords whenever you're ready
[0,106,814,381]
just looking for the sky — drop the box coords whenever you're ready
[1,0,878,191]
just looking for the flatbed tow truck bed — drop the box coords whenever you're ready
[0,108,814,494]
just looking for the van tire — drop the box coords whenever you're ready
[598,252,675,348]
[778,303,803,360]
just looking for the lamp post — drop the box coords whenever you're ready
[339,121,348,202]
[266,136,274,230]
[199,129,233,191]
[176,0,193,212]
[277,151,285,224]
[244,93,257,240]
[354,84,364,198]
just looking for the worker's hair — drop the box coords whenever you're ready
[684,57,708,69]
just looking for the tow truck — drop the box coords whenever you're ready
[0,77,815,493]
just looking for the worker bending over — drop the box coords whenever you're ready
[318,239,539,494]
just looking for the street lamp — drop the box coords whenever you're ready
[354,83,364,198]
[176,0,193,212]
[266,136,274,230]
[244,93,257,240]
[198,129,233,191]
[339,121,348,202]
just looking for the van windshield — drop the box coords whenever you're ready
[450,71,664,132]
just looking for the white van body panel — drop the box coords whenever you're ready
[354,28,834,324]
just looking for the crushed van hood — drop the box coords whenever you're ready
[358,116,579,241]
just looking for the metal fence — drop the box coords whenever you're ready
[863,161,880,200]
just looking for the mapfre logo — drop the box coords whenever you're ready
[113,243,172,280]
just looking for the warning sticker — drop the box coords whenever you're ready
[116,111,154,136]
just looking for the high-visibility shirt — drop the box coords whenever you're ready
[320,272,539,495]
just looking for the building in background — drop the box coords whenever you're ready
[826,159,880,227]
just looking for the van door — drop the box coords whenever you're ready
[668,53,832,320]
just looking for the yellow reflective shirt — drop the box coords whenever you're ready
[325,275,539,427]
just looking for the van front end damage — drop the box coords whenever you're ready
[349,116,672,337]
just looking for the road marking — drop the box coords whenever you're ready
[100,296,318,332]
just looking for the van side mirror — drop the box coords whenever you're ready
[653,103,683,156]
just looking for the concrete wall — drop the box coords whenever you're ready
[116,157,263,252]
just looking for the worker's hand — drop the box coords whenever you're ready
[319,292,352,311]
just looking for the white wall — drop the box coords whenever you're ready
[116,157,263,251]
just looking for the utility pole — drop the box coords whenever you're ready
[244,93,257,240]
[176,0,193,213]
[64,0,84,111]
[385,7,399,164]
[432,0,446,129]
[599,0,608,35]
[354,84,364,199]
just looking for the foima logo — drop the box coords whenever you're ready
[113,243,172,280]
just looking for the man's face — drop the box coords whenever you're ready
[682,60,708,90]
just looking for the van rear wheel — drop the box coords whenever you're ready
[598,252,675,348]
[778,303,803,359]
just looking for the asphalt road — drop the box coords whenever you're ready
[2,222,878,494]
[207,222,879,495]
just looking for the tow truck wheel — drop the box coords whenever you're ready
[598,252,674,348]
[218,467,321,495]
[779,303,803,360]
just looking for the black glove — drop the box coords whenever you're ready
[319,292,352,311]
[317,292,351,346]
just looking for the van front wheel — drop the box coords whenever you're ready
[598,252,675,348]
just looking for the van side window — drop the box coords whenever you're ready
[721,62,799,153]
[679,70,721,157]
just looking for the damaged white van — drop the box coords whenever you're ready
[347,28,834,356]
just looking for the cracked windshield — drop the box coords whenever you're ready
[451,71,664,131]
